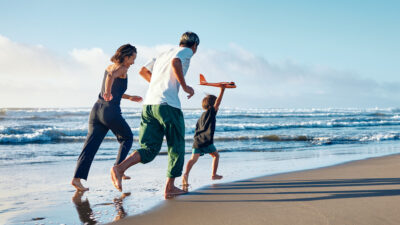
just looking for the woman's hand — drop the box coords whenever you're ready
[103,92,113,101]
[128,95,143,102]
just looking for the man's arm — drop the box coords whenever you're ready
[139,67,152,83]
[214,87,225,112]
[171,58,194,98]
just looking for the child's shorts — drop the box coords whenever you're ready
[192,144,217,156]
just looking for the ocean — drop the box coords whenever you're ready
[1,107,400,224]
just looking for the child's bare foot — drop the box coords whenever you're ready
[165,186,187,199]
[182,174,189,192]
[212,174,223,180]
[122,174,131,180]
[111,166,123,192]
[71,178,89,191]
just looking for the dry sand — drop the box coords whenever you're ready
[111,154,400,225]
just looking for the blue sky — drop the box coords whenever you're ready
[0,0,399,108]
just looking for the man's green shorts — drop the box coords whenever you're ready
[192,144,217,156]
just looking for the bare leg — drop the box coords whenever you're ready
[165,177,187,199]
[182,154,200,192]
[111,151,141,191]
[71,190,84,204]
[113,192,131,222]
[122,174,131,180]
[71,178,89,191]
[210,152,223,180]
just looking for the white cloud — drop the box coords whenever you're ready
[69,47,109,73]
[186,45,400,108]
[0,34,399,108]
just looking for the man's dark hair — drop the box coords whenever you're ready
[179,32,200,48]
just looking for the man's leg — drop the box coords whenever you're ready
[111,105,164,191]
[159,105,186,198]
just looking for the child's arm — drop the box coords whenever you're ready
[214,86,226,112]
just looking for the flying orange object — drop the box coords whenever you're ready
[199,74,236,88]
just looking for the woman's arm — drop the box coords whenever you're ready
[214,86,225,112]
[103,66,127,101]
[122,94,143,102]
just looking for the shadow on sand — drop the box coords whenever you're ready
[183,178,400,202]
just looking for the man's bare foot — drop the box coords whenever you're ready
[165,186,187,199]
[122,174,131,180]
[182,174,189,192]
[71,178,89,191]
[111,166,123,192]
[212,174,223,180]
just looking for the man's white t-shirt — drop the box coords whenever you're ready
[143,47,193,109]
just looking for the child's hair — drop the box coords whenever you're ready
[202,95,217,110]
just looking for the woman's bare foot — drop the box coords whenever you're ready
[71,178,89,191]
[122,174,131,180]
[111,166,123,191]
[71,190,85,204]
[182,174,189,192]
[212,174,223,180]
[165,186,187,199]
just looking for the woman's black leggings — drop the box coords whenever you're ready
[74,101,133,180]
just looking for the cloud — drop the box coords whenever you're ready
[187,44,400,108]
[0,36,143,107]
[0,34,398,108]
[69,47,109,73]
[0,36,93,107]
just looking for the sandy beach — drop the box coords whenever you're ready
[111,154,400,225]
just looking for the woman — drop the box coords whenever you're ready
[71,44,142,191]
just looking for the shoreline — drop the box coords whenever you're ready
[2,144,400,224]
[110,153,400,225]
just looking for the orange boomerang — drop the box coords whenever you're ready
[199,74,236,88]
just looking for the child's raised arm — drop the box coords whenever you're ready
[214,86,225,112]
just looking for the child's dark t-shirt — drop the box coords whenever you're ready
[192,107,217,149]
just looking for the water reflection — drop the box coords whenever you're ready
[113,192,131,221]
[72,191,131,224]
[72,191,96,225]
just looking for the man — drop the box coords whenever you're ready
[111,32,199,198]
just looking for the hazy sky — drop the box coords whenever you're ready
[0,0,399,108]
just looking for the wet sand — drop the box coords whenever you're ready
[111,154,400,225]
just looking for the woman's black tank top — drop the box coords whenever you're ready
[98,70,127,105]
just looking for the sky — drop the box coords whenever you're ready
[0,0,399,108]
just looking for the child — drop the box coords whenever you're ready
[182,86,225,191]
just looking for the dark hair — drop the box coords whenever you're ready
[179,32,200,48]
[111,44,137,64]
[202,95,217,110]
